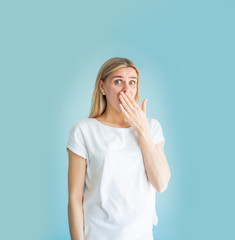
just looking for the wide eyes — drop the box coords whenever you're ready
[114,80,136,85]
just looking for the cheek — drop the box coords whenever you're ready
[133,87,138,96]
[106,88,120,102]
[109,88,120,97]
[129,88,137,98]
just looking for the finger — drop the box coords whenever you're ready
[142,99,147,113]
[124,92,139,109]
[120,92,136,113]
[119,102,130,119]
[119,95,133,116]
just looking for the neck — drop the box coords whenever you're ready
[101,104,128,125]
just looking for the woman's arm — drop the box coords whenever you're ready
[118,91,171,192]
[68,200,85,240]
[67,149,87,240]
[138,129,171,193]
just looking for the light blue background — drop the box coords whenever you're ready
[1,0,234,239]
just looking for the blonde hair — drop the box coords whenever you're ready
[88,57,140,118]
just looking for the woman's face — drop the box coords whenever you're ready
[100,67,138,112]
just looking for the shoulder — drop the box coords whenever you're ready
[70,118,94,132]
[147,117,165,144]
[146,117,162,129]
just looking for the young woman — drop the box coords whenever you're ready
[66,57,171,240]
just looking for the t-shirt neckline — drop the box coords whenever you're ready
[92,118,133,130]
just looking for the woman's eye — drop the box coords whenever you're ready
[114,80,122,84]
[114,80,136,85]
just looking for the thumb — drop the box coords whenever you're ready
[142,99,148,113]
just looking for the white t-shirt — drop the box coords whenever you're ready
[66,117,165,240]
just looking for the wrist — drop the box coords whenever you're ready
[137,124,150,138]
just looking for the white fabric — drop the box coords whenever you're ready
[66,117,165,240]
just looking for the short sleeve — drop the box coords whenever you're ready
[151,118,165,144]
[66,122,88,160]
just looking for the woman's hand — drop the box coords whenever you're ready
[119,91,149,134]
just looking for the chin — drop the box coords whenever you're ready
[116,107,122,113]
[115,105,122,113]
[116,101,122,112]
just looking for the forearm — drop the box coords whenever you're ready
[68,199,85,240]
[138,127,171,193]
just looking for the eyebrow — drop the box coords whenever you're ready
[111,75,137,80]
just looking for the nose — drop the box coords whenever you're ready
[122,82,131,93]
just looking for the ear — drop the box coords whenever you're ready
[99,79,104,92]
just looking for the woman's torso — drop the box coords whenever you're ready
[67,117,158,240]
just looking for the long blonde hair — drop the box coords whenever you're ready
[89,57,140,118]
